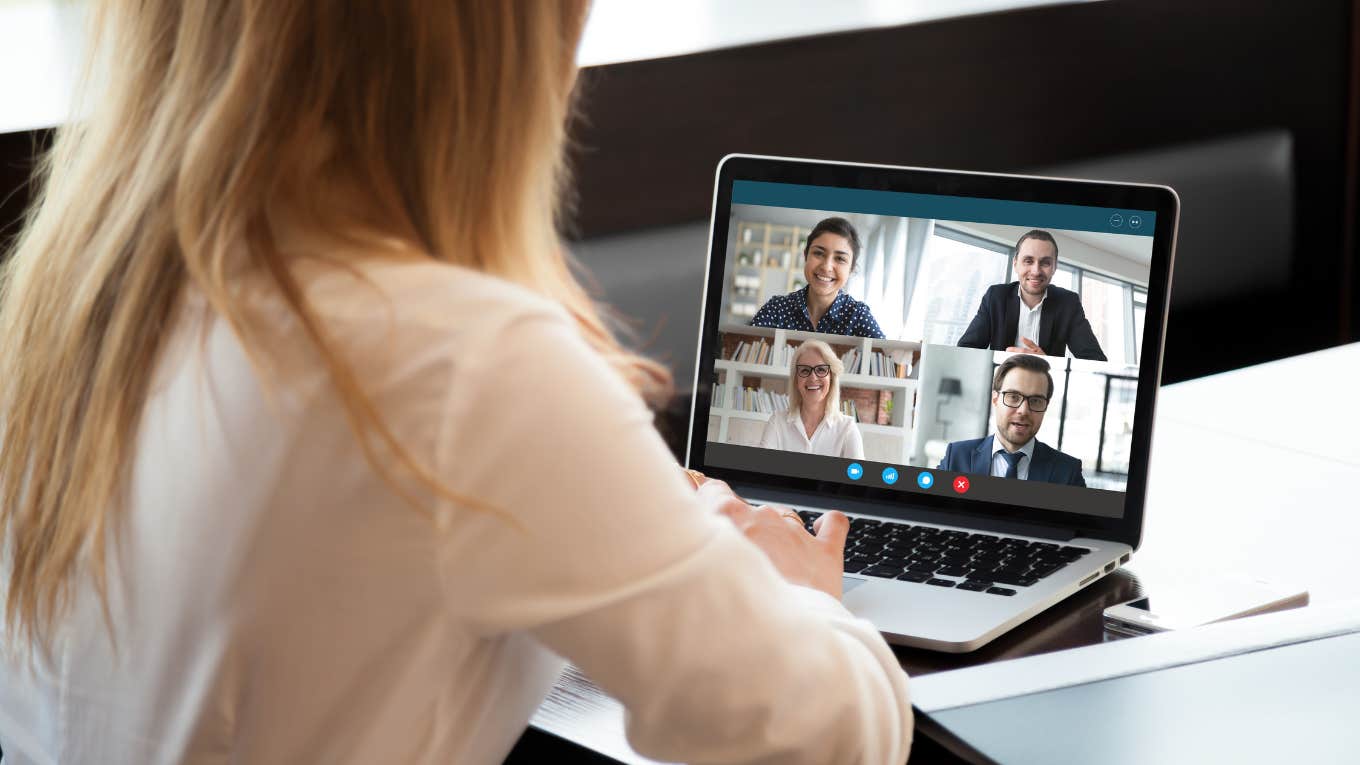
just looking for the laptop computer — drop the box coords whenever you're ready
[685,154,1178,652]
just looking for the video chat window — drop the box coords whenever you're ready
[708,202,1152,499]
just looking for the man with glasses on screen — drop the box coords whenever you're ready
[937,354,1086,487]
[956,230,1107,361]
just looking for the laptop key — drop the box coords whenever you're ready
[926,578,957,588]
[936,565,972,578]
[955,580,991,592]
[986,587,1017,596]
[896,571,931,583]
[990,572,1038,587]
[1031,562,1065,578]
[862,564,905,578]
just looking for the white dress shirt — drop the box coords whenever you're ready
[989,435,1036,480]
[759,408,866,459]
[1014,283,1046,349]
[0,258,910,764]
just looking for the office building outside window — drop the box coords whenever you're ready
[904,228,1009,345]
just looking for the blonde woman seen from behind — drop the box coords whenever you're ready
[760,340,866,459]
[0,2,909,764]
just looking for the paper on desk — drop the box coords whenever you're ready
[531,663,676,765]
[911,598,1360,714]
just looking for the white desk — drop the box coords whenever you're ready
[1134,341,1360,603]
[530,342,1360,763]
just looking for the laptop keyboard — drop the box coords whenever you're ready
[797,511,1092,596]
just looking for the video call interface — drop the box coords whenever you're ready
[703,180,1158,520]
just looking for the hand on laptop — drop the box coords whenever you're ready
[695,479,849,599]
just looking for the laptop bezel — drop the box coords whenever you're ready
[685,154,1178,550]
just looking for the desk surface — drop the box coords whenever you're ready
[532,342,1360,762]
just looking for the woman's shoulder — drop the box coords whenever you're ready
[277,257,579,387]
[829,411,861,430]
[837,291,875,311]
[303,257,568,333]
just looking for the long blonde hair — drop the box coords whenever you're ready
[786,340,844,418]
[0,0,670,649]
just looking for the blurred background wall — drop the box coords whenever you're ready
[3,0,1357,392]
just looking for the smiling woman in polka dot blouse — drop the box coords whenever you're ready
[749,217,886,339]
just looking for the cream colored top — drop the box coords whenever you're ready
[0,258,910,764]
[759,409,866,459]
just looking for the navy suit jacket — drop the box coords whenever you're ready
[956,282,1107,361]
[936,435,1086,488]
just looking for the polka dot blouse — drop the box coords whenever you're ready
[750,287,886,339]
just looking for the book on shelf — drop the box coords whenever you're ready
[841,347,860,375]
[724,338,782,367]
[723,383,788,413]
[843,388,880,424]
[859,349,915,378]
[840,399,858,420]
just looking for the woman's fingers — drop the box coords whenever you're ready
[812,510,848,550]
[694,478,751,523]
[725,504,847,599]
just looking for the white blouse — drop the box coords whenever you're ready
[759,409,866,459]
[0,258,910,764]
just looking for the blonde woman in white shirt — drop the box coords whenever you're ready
[760,340,866,459]
[0,1,910,764]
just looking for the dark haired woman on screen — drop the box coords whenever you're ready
[750,217,887,339]
[0,1,910,763]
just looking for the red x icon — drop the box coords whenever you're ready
[953,476,970,494]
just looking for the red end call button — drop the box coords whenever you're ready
[952,476,970,494]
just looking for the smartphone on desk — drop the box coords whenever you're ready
[1103,573,1309,638]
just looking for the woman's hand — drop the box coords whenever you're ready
[694,479,850,599]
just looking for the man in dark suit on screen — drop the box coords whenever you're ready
[937,354,1086,487]
[956,229,1107,360]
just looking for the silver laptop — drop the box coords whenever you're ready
[685,155,1178,652]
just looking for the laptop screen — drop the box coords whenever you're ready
[692,159,1175,531]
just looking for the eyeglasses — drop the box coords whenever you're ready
[796,364,831,379]
[998,390,1049,412]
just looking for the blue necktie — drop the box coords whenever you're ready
[1000,451,1024,479]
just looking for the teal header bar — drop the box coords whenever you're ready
[732,180,1156,237]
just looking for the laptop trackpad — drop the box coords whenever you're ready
[843,576,868,595]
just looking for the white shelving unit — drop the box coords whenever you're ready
[725,221,808,323]
[708,324,920,463]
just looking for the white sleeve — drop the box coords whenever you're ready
[758,412,781,450]
[844,420,866,460]
[435,310,911,765]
